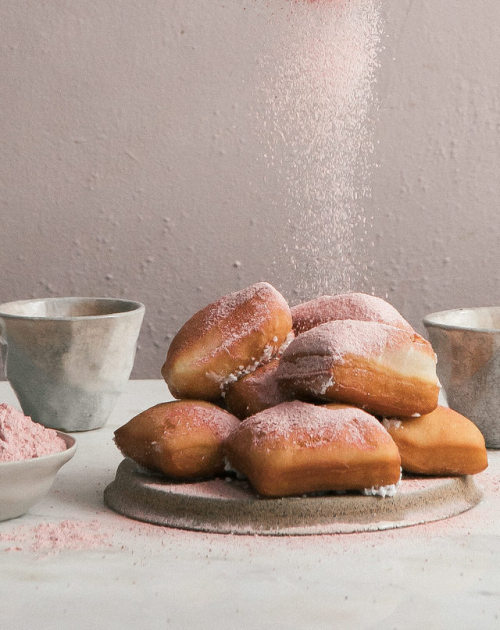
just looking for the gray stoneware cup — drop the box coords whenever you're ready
[0,297,144,432]
[423,306,500,448]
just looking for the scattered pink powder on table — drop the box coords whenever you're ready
[0,520,111,554]
[0,403,67,462]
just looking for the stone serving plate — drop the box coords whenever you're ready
[105,458,482,535]
[0,433,76,521]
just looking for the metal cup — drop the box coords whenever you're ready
[423,307,500,448]
[0,297,145,431]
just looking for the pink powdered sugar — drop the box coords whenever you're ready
[0,403,67,463]
[229,359,287,407]
[276,319,409,393]
[165,402,240,441]
[235,400,388,450]
[200,282,288,353]
[291,293,414,335]
[281,319,410,364]
[0,519,110,554]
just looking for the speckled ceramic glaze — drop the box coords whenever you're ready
[104,458,482,535]
[0,297,144,431]
[424,307,500,448]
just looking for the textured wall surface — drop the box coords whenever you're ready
[1,0,499,378]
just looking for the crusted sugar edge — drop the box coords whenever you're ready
[362,468,402,498]
[208,330,295,397]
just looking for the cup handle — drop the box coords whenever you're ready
[0,334,7,379]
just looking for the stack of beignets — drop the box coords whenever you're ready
[112,282,487,497]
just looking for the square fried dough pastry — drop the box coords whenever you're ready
[383,406,488,475]
[162,282,292,401]
[114,400,240,480]
[224,401,401,497]
[277,319,440,417]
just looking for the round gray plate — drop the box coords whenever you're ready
[104,458,482,535]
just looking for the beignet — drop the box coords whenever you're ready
[162,282,292,401]
[114,400,240,479]
[277,319,440,417]
[383,406,488,475]
[224,401,401,497]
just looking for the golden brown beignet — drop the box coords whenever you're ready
[277,319,440,417]
[224,401,401,497]
[162,282,293,401]
[114,400,240,479]
[291,292,414,335]
[383,406,488,475]
[224,358,292,419]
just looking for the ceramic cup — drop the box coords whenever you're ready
[423,306,500,448]
[0,297,144,432]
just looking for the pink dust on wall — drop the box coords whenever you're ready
[255,0,382,299]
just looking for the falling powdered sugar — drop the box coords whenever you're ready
[256,0,382,297]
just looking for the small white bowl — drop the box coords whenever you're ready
[0,432,76,521]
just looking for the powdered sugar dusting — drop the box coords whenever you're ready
[217,343,277,395]
[201,282,286,355]
[278,330,295,354]
[363,468,402,497]
[291,293,413,334]
[317,374,334,395]
[256,1,382,296]
[382,418,402,430]
[282,319,407,364]
[0,520,110,554]
[163,403,239,442]
[226,359,283,407]
[0,403,66,462]
[237,401,386,450]
[217,330,295,395]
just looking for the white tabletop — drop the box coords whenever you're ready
[1,380,499,630]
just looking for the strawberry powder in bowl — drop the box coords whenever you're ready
[0,404,76,521]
